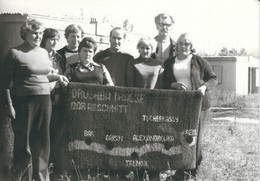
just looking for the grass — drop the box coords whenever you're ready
[198,116,258,180]
[197,91,259,181]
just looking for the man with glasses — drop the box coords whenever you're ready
[154,13,176,66]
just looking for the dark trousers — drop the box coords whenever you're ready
[12,95,51,181]
[49,104,66,174]
[173,108,210,180]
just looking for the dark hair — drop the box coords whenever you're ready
[64,24,84,39]
[20,18,45,40]
[109,27,126,39]
[78,37,97,53]
[40,28,60,48]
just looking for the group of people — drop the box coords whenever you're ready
[2,12,217,181]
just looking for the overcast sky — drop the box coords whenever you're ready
[0,0,259,55]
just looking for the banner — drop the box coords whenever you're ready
[65,83,202,171]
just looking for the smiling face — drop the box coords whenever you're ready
[79,47,95,65]
[25,28,44,48]
[176,36,192,57]
[109,29,125,52]
[138,43,153,59]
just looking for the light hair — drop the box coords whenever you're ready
[154,13,174,25]
[20,18,45,40]
[137,37,156,51]
[176,33,196,54]
[64,24,84,39]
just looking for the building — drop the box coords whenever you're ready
[205,56,259,95]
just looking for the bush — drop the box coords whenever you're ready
[211,90,259,109]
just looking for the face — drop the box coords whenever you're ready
[25,28,44,48]
[67,32,82,51]
[156,16,173,37]
[44,35,59,52]
[109,29,125,52]
[79,47,95,65]
[176,37,192,56]
[138,43,153,59]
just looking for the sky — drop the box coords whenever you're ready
[0,0,259,55]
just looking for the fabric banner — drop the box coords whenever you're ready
[64,82,202,171]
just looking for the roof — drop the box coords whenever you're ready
[204,56,237,61]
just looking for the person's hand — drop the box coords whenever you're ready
[170,82,187,90]
[6,103,15,119]
[198,85,207,96]
[58,75,69,87]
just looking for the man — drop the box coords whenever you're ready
[154,13,175,65]
[93,27,134,86]
[57,24,84,72]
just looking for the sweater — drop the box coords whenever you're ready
[126,56,164,89]
[93,48,134,86]
[3,42,51,96]
[164,54,218,110]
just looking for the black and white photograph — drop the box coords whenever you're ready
[0,0,259,180]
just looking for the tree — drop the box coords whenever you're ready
[123,19,133,32]
[218,47,228,56]
[218,47,248,56]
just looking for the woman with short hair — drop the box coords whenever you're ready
[3,18,68,181]
[163,33,218,180]
[65,37,114,86]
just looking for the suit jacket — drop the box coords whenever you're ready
[163,54,218,110]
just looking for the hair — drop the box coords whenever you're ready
[64,24,84,39]
[40,28,60,48]
[154,13,174,25]
[176,33,196,54]
[109,27,126,39]
[20,18,45,40]
[137,37,156,50]
[78,37,97,53]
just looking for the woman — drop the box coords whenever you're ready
[163,33,218,180]
[3,19,68,181]
[40,28,66,177]
[65,37,114,86]
[127,37,164,89]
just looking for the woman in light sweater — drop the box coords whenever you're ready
[127,37,164,89]
[3,19,68,181]
[163,33,218,180]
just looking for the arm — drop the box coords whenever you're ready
[126,60,135,87]
[196,56,218,95]
[47,74,69,87]
[5,89,15,119]
[155,67,164,89]
[2,50,16,119]
[102,65,114,86]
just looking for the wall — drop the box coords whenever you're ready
[205,57,237,93]
[0,14,25,66]
[235,56,249,95]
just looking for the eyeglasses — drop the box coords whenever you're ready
[159,23,172,28]
[177,43,191,47]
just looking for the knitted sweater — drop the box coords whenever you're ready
[3,42,51,96]
[126,56,164,89]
